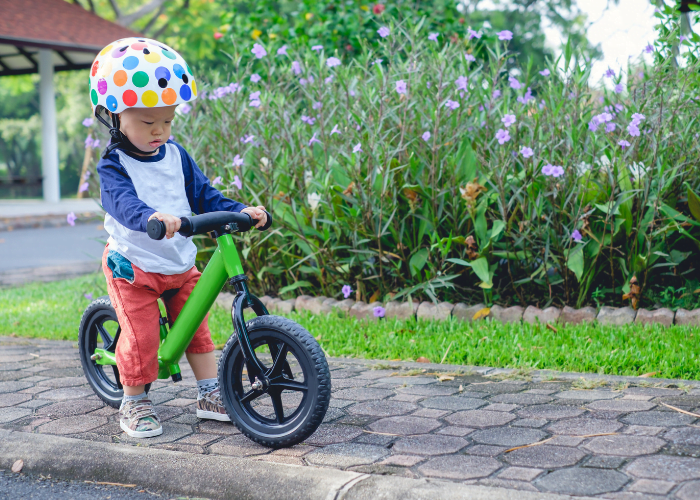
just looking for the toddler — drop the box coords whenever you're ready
[90,37,266,438]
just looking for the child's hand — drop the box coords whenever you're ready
[241,206,268,228]
[148,212,182,239]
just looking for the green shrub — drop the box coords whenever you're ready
[174,7,700,308]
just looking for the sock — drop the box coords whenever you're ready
[197,378,218,399]
[121,391,147,408]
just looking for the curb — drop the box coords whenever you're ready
[0,213,103,232]
[0,261,101,287]
[0,429,590,500]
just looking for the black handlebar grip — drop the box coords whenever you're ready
[147,218,166,240]
[253,210,273,231]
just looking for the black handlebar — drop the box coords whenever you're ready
[147,210,272,240]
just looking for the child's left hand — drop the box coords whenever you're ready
[241,206,268,228]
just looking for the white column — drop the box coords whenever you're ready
[38,49,60,202]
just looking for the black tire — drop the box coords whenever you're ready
[218,315,330,448]
[78,296,150,408]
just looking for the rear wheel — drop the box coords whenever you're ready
[218,315,330,448]
[78,296,149,408]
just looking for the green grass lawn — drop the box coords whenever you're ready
[2,273,699,380]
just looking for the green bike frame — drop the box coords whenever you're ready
[93,233,261,381]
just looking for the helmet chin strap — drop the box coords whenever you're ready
[95,107,160,159]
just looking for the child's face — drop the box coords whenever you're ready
[117,105,177,155]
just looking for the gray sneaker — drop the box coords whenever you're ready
[119,397,163,438]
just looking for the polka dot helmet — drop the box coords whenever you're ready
[89,37,197,115]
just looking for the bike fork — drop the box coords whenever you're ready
[229,275,270,389]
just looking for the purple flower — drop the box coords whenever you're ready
[325,76,333,84]
[478,105,484,111]
[372,58,383,66]
[588,120,599,132]
[373,306,386,318]
[277,45,288,56]
[241,134,255,144]
[212,176,223,186]
[571,229,582,242]
[495,129,510,144]
[251,43,267,59]
[444,100,459,110]
[301,115,316,125]
[84,135,94,148]
[395,80,407,94]
[644,43,654,54]
[508,76,522,90]
[326,57,341,68]
[627,123,640,136]
[84,171,91,179]
[455,76,468,91]
[539,69,550,77]
[249,99,261,108]
[428,32,439,42]
[233,154,244,167]
[353,143,362,153]
[313,101,322,110]
[342,285,353,299]
[67,212,77,226]
[497,30,513,41]
[615,104,624,112]
[517,87,533,104]
[292,61,302,75]
[84,293,93,300]
[250,74,261,83]
[492,89,501,99]
[249,91,261,101]
[614,83,624,94]
[502,114,516,127]
[465,53,476,62]
[180,103,192,114]
[422,131,431,142]
[521,147,533,158]
[605,122,616,133]
[299,78,308,86]
[331,124,341,135]
[312,45,323,51]
[378,26,390,38]
[618,139,631,149]
[82,118,93,127]
[93,139,101,148]
[308,133,321,146]
[79,182,89,193]
[468,29,480,39]
[542,164,564,177]
[232,175,242,190]
[681,35,688,42]
[604,68,616,78]
[631,113,645,124]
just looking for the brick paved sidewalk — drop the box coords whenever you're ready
[1,337,700,498]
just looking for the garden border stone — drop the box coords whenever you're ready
[523,306,561,325]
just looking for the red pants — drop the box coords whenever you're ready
[102,246,214,386]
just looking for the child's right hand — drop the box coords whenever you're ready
[148,212,181,239]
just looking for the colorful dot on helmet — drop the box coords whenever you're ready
[99,45,113,56]
[179,84,191,101]
[161,88,177,105]
[123,56,139,70]
[97,78,108,95]
[113,70,128,87]
[144,51,161,64]
[131,41,148,51]
[91,60,99,77]
[155,66,170,80]
[122,89,137,107]
[160,48,176,60]
[192,80,197,96]
[106,95,118,111]
[132,71,149,88]
[97,59,112,78]
[141,90,159,107]
[172,64,185,79]
[186,62,192,75]
[90,89,98,105]
[112,46,128,58]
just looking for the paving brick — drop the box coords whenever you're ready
[37,415,108,435]
[377,376,436,386]
[517,404,585,420]
[302,424,364,445]
[635,308,674,327]
[397,385,459,396]
[624,387,682,397]
[330,378,370,389]
[420,396,485,411]
[0,393,32,407]
[627,479,675,495]
[597,306,636,325]
[36,376,88,388]
[445,409,516,428]
[504,445,586,468]
[410,408,450,418]
[497,467,544,481]
[305,443,388,467]
[626,456,700,481]
[664,427,700,446]
[471,427,547,447]
[416,301,455,321]
[17,399,52,409]
[623,425,664,436]
[379,454,425,467]
[478,479,539,492]
[418,455,502,480]
[556,389,618,400]
[0,406,32,423]
[163,398,196,407]
[587,400,655,412]
[384,301,419,320]
[583,455,627,469]
[369,416,440,436]
[39,387,94,400]
[346,400,417,417]
[623,411,695,428]
[452,303,488,322]
[0,380,34,393]
[465,445,508,456]
[548,435,584,447]
[468,383,531,395]
[354,433,394,446]
[333,388,394,401]
[36,399,105,417]
[392,434,468,455]
[523,306,561,324]
[436,426,474,436]
[177,433,221,446]
[536,468,629,495]
[584,435,665,456]
[547,418,623,435]
[676,480,700,500]
[512,418,548,428]
[208,434,271,457]
[197,420,241,435]
[490,393,552,405]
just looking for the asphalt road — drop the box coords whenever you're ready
[0,470,194,500]
[0,223,108,272]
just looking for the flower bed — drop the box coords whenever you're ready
[176,7,700,310]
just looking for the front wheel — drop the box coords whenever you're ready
[218,315,330,448]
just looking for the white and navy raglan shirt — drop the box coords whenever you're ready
[97,141,246,275]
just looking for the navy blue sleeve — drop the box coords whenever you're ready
[97,152,156,232]
[173,142,247,215]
